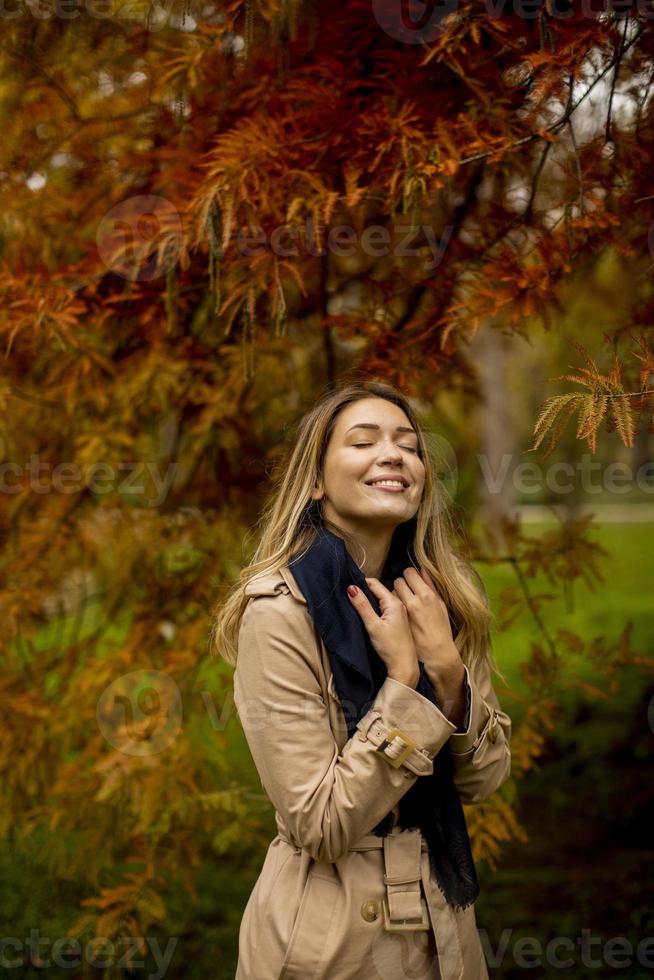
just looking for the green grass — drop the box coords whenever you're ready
[475,521,654,690]
[469,523,654,979]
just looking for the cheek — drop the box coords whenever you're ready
[340,451,367,474]
[413,459,426,484]
[413,475,427,499]
[322,453,363,493]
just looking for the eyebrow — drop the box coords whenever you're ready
[345,423,417,435]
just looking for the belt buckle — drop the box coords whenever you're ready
[382,895,431,932]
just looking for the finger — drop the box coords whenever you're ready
[364,576,392,595]
[364,576,396,613]
[419,566,438,593]
[393,575,414,605]
[402,565,432,596]
[346,583,379,630]
[418,567,448,609]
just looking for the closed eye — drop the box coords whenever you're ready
[353,443,419,454]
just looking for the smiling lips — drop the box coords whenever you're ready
[366,478,408,492]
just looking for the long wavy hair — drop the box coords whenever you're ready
[210,380,496,671]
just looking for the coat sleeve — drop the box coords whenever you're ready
[446,650,512,804]
[233,593,460,863]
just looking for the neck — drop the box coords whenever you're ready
[325,520,395,578]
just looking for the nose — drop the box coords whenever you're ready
[377,441,403,465]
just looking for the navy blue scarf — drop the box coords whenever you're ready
[288,515,480,911]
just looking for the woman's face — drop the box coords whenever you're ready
[312,397,426,531]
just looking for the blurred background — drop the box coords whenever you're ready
[1,2,653,978]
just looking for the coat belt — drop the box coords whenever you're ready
[275,828,431,933]
[381,829,431,931]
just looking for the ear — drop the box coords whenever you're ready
[310,483,324,500]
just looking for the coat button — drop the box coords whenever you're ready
[361,900,380,922]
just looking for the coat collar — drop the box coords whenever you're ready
[279,565,307,603]
[243,564,307,604]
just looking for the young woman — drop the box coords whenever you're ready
[212,380,512,980]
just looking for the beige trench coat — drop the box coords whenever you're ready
[232,565,512,980]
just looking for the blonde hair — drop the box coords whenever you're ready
[210,380,496,671]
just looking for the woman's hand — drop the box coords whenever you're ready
[392,566,467,726]
[346,578,420,688]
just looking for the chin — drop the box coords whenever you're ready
[358,508,412,525]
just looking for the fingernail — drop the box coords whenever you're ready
[347,585,358,597]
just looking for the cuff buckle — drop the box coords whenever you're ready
[377,727,418,769]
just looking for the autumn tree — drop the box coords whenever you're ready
[1,0,653,965]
